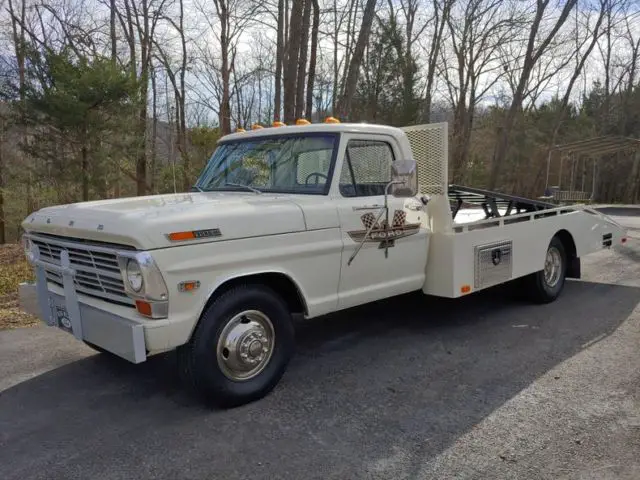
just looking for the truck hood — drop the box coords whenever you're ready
[22,192,309,250]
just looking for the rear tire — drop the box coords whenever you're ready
[177,285,295,408]
[526,236,567,304]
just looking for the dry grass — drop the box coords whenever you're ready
[0,244,38,329]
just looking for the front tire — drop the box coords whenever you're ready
[526,236,567,304]
[178,285,295,408]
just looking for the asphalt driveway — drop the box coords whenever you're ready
[1,211,639,479]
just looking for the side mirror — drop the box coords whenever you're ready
[390,160,418,197]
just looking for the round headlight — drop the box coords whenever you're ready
[126,259,144,292]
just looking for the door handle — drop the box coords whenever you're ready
[352,204,384,211]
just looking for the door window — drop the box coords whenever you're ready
[339,140,395,197]
[296,149,333,186]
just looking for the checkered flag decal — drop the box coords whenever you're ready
[392,210,406,227]
[361,210,406,230]
[361,213,378,230]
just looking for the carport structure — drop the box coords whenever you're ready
[543,136,640,203]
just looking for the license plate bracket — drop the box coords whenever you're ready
[53,304,73,334]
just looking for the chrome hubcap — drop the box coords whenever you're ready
[216,310,275,381]
[544,246,562,287]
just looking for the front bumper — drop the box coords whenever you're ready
[19,248,147,364]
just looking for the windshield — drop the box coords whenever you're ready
[195,133,339,195]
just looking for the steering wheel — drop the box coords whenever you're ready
[305,172,328,185]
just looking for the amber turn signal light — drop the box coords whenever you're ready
[167,231,195,241]
[135,300,153,317]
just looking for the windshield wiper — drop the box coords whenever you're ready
[224,183,262,194]
[190,185,204,192]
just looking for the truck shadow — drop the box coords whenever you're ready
[1,280,638,479]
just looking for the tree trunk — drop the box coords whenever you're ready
[150,63,158,193]
[331,0,340,115]
[219,2,232,134]
[136,95,148,196]
[133,0,151,196]
[424,0,451,123]
[123,0,137,80]
[339,0,358,96]
[305,0,319,120]
[295,0,311,119]
[336,0,377,120]
[179,0,189,191]
[274,0,285,121]
[602,5,612,131]
[283,0,305,123]
[81,133,89,201]
[110,0,117,63]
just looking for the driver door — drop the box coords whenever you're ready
[336,135,428,309]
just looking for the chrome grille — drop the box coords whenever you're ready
[31,235,135,307]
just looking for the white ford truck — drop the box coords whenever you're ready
[19,121,626,407]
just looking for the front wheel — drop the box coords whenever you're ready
[177,285,295,408]
[526,236,567,304]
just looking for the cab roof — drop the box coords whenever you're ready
[219,122,407,143]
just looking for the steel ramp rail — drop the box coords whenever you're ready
[448,184,556,220]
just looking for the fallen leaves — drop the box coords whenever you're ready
[0,244,38,330]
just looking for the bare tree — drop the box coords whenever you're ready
[553,1,609,134]
[488,0,578,190]
[115,0,168,195]
[7,0,34,214]
[305,0,320,119]
[419,0,454,122]
[110,0,117,63]
[389,0,449,124]
[336,0,378,119]
[329,0,350,113]
[294,0,311,118]
[283,0,305,123]
[442,0,518,183]
[197,0,258,132]
[274,0,285,120]
[215,0,233,134]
